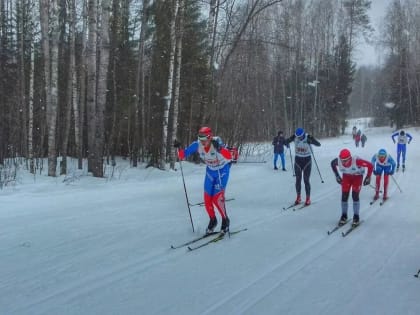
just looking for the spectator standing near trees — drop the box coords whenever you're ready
[272,130,288,171]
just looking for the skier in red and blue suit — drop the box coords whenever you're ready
[371,148,396,201]
[176,126,232,234]
[391,130,413,172]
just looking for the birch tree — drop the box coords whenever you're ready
[169,0,184,170]
[95,0,111,177]
[133,0,150,167]
[77,0,88,170]
[61,0,77,175]
[86,0,98,174]
[39,0,60,176]
[159,0,179,170]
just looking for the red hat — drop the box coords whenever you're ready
[198,126,212,140]
[339,149,351,160]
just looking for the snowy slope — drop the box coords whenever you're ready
[0,126,419,315]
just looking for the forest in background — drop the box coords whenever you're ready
[0,0,419,177]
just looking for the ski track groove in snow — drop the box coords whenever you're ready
[11,246,177,313]
[201,167,410,314]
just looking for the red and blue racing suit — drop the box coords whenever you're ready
[178,139,232,219]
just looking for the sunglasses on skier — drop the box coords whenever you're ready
[340,156,352,164]
[198,134,211,141]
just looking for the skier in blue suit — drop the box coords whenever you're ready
[391,130,413,172]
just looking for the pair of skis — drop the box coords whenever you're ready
[171,228,247,251]
[327,219,363,237]
[189,197,235,207]
[369,196,389,206]
[282,202,311,211]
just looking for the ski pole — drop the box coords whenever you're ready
[390,175,402,193]
[216,152,230,237]
[309,145,324,183]
[178,155,195,232]
[288,147,295,177]
[369,184,382,193]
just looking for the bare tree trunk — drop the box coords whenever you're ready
[77,0,88,170]
[94,0,111,177]
[28,40,35,174]
[160,0,179,170]
[49,0,59,176]
[133,0,150,166]
[86,0,97,174]
[40,0,59,176]
[60,0,77,175]
[110,58,118,162]
[169,0,184,170]
[18,0,27,159]
[68,0,81,172]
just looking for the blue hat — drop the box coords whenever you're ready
[295,127,305,137]
[378,149,387,156]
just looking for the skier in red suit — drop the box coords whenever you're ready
[331,148,373,227]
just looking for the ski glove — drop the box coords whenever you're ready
[173,140,182,148]
[335,175,342,185]
[211,139,221,151]
[363,176,371,186]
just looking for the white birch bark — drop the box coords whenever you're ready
[169,0,184,170]
[28,40,35,174]
[160,0,179,170]
[39,0,59,176]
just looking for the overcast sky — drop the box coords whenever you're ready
[353,0,392,67]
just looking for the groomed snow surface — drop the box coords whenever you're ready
[1,125,419,315]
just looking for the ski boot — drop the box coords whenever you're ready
[352,214,360,227]
[304,196,311,206]
[338,214,348,226]
[220,217,230,234]
[294,195,301,205]
[206,217,218,234]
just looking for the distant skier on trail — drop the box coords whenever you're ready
[355,130,361,147]
[352,126,357,140]
[175,126,232,234]
[331,148,373,227]
[285,127,321,206]
[361,133,367,148]
[391,130,413,172]
[371,148,396,202]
